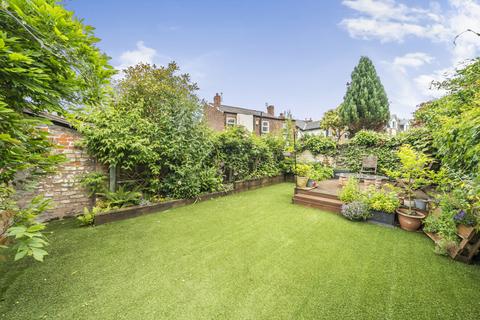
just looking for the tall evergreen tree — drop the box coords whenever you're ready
[339,56,390,134]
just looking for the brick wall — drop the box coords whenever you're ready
[16,124,103,221]
[203,104,225,132]
[253,116,286,136]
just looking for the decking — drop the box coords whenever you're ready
[292,179,344,213]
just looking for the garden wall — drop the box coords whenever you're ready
[15,121,104,221]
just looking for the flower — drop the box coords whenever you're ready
[454,210,465,222]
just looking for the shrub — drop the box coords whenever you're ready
[350,130,385,147]
[365,187,400,214]
[99,186,142,209]
[310,163,334,181]
[293,164,312,177]
[77,207,102,226]
[339,177,362,203]
[79,172,107,197]
[341,201,371,221]
[298,135,336,155]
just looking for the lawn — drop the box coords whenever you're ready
[1,183,479,320]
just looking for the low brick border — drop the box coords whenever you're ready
[94,174,291,225]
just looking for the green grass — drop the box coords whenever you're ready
[1,183,479,319]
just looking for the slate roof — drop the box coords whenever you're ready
[296,120,321,131]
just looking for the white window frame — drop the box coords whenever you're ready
[261,120,270,133]
[226,116,236,127]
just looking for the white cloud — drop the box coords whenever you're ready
[116,41,162,71]
[340,0,480,116]
[392,52,434,73]
[114,41,220,84]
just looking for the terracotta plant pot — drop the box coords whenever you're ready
[397,208,425,231]
[296,176,308,188]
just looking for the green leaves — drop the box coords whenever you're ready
[6,223,49,262]
[339,56,390,134]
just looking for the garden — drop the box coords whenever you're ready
[1,1,480,319]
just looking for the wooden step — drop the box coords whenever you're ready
[292,194,343,213]
[293,198,342,213]
[294,193,343,205]
[295,188,339,200]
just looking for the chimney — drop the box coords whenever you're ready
[267,105,275,116]
[213,93,222,108]
[279,112,285,119]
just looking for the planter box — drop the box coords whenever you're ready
[369,210,396,227]
[95,175,286,225]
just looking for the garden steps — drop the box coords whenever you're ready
[292,192,342,214]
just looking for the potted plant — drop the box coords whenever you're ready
[341,200,371,221]
[339,177,362,203]
[365,185,400,226]
[386,145,433,231]
[293,163,312,188]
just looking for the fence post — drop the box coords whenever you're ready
[109,164,117,192]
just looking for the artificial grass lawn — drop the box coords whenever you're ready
[1,183,480,319]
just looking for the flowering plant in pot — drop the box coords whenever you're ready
[365,185,400,226]
[293,163,312,188]
[386,145,433,231]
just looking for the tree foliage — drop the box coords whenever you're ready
[0,0,113,261]
[414,58,480,176]
[77,63,222,199]
[339,56,390,134]
[319,108,346,142]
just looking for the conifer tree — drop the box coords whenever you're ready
[339,56,390,134]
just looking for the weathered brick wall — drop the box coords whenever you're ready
[203,104,225,131]
[253,116,286,136]
[16,124,103,221]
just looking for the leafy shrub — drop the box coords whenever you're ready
[341,201,371,221]
[3,196,52,262]
[79,172,107,197]
[293,164,312,177]
[365,187,400,214]
[99,186,142,208]
[350,130,385,147]
[77,207,101,226]
[298,135,336,155]
[336,144,399,175]
[214,127,285,182]
[310,163,334,181]
[339,177,362,203]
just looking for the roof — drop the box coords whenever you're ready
[296,120,321,131]
[23,110,73,128]
[209,103,284,120]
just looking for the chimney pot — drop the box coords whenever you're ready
[267,105,275,116]
[213,93,222,108]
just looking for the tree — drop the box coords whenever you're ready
[339,56,390,134]
[319,108,347,142]
[0,0,114,261]
[77,63,222,199]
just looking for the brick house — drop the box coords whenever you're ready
[203,93,290,135]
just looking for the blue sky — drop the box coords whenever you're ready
[65,0,480,120]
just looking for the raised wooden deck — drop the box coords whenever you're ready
[292,179,344,213]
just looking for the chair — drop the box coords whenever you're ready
[360,155,378,175]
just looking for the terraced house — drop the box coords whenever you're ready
[204,93,291,135]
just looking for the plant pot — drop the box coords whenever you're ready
[414,199,428,211]
[397,208,425,231]
[306,179,315,188]
[296,176,308,188]
[369,210,396,226]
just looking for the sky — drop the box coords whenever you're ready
[65,0,480,120]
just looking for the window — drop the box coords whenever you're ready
[226,116,236,127]
[261,120,269,133]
